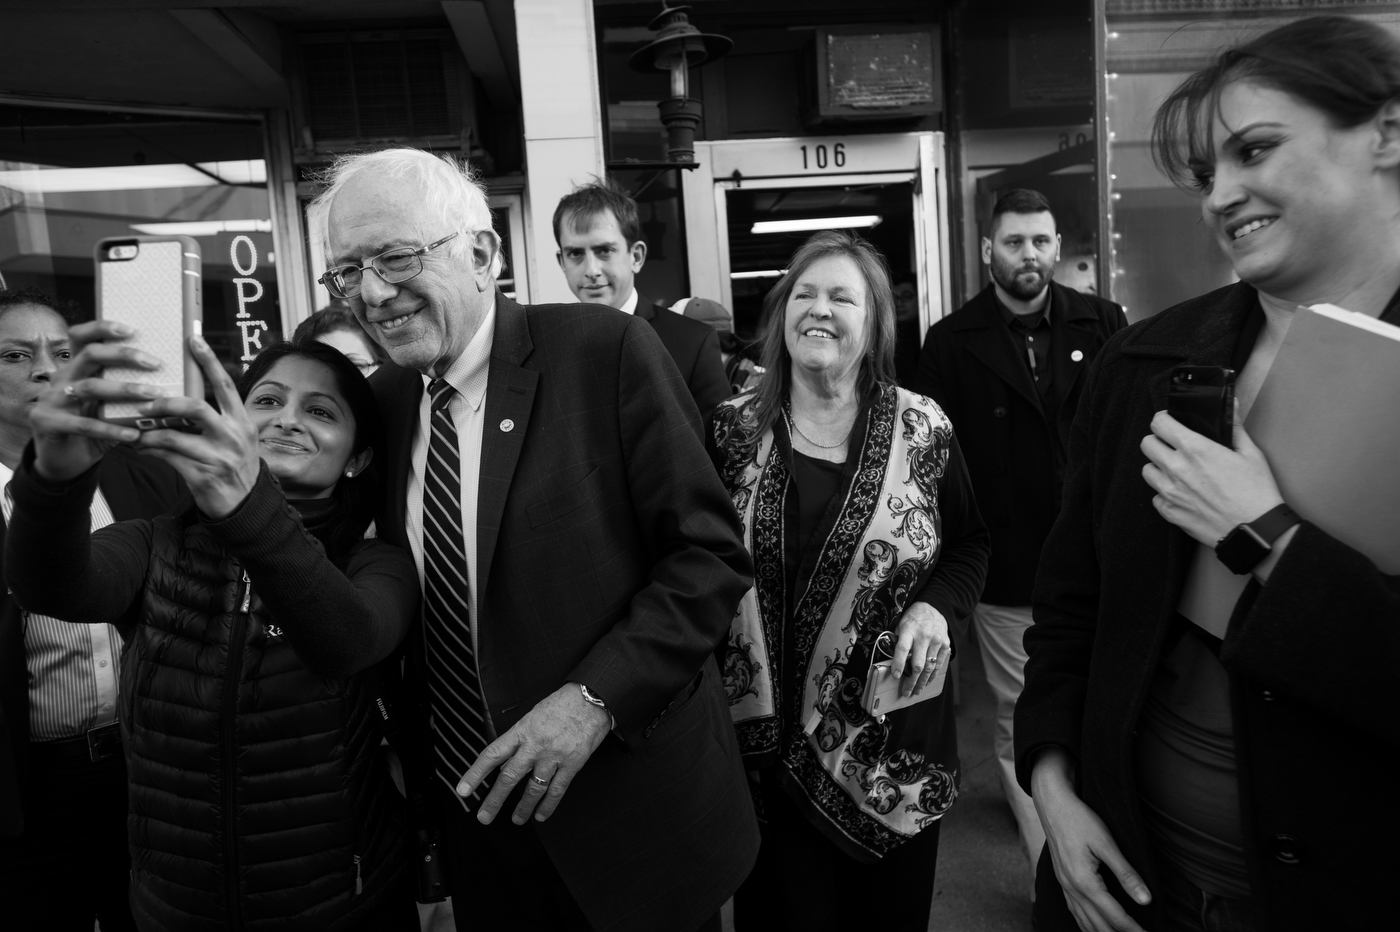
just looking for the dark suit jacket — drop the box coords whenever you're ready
[0,445,185,837]
[634,293,731,427]
[369,292,759,932]
[913,281,1126,605]
[1015,283,1400,930]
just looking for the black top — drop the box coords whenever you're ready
[775,388,989,638]
[792,449,844,557]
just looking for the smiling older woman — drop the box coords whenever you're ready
[710,231,989,931]
[3,331,420,930]
[1015,15,1400,932]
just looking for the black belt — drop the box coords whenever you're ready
[30,722,123,765]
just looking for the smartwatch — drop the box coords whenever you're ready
[1215,503,1301,575]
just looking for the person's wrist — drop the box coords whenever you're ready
[574,682,614,731]
[1030,747,1076,799]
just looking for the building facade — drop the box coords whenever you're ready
[3,0,1378,374]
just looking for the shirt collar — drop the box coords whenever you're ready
[996,283,1053,329]
[617,288,639,316]
[422,294,496,412]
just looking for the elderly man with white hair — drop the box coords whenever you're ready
[310,148,757,932]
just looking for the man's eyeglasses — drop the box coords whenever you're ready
[319,232,460,299]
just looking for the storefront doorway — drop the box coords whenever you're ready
[682,132,949,348]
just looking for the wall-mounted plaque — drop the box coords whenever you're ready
[816,25,941,121]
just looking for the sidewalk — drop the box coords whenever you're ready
[928,630,1035,931]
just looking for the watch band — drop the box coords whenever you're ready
[1246,503,1301,546]
[578,683,615,730]
[1215,503,1301,575]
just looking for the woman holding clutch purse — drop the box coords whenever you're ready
[710,230,989,931]
[1017,14,1400,932]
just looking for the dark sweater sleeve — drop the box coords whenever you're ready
[911,431,990,642]
[1223,523,1400,743]
[202,465,419,679]
[4,447,152,631]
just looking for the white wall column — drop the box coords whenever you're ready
[514,0,606,305]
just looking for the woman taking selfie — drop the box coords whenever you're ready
[712,231,988,931]
[4,329,419,931]
[1015,15,1400,932]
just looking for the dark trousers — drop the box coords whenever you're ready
[435,784,721,932]
[1158,862,1257,932]
[733,781,942,932]
[0,746,135,932]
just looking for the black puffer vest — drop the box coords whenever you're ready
[121,507,407,931]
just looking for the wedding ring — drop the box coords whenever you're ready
[529,774,550,788]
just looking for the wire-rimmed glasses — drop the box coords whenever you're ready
[319,232,460,299]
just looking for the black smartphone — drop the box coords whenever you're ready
[1167,366,1236,448]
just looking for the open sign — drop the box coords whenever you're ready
[230,234,270,368]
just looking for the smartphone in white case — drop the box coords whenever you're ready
[861,630,950,720]
[94,235,203,429]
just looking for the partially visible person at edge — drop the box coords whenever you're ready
[4,335,421,930]
[1016,15,1400,932]
[710,230,990,932]
[912,188,1126,880]
[0,287,186,932]
[294,303,386,376]
[554,180,732,425]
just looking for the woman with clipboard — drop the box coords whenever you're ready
[1017,15,1400,932]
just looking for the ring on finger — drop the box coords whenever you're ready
[63,384,77,398]
[529,774,550,788]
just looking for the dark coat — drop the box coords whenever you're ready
[0,445,184,838]
[369,292,759,932]
[635,293,732,427]
[912,281,1126,605]
[5,462,419,931]
[1014,282,1400,931]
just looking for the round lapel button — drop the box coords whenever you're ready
[1071,350,1085,362]
[500,418,515,432]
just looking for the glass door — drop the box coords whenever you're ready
[683,132,949,358]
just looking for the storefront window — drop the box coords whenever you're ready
[0,104,279,374]
[1100,3,1400,321]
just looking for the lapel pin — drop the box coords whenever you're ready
[500,418,515,432]
[1071,350,1084,362]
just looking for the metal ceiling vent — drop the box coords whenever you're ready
[298,29,468,152]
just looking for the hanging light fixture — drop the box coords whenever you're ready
[629,3,732,164]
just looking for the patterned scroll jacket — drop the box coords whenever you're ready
[4,459,419,932]
[711,383,989,861]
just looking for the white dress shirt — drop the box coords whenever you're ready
[617,288,639,316]
[0,459,122,740]
[403,298,496,650]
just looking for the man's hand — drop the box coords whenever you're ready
[457,683,611,826]
[1032,748,1151,932]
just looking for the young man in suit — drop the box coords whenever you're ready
[553,183,731,425]
[313,149,757,932]
[912,189,1127,876]
[0,288,185,931]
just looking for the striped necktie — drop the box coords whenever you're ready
[422,378,489,804]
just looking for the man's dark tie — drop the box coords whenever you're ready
[422,378,489,805]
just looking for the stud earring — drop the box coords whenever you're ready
[344,469,354,478]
